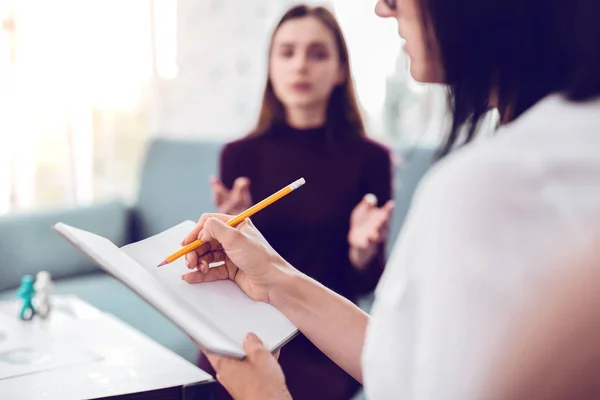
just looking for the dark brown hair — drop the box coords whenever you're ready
[419,0,600,158]
[250,4,365,140]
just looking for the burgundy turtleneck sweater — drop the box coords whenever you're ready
[200,123,393,400]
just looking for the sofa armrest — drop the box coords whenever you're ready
[0,200,131,293]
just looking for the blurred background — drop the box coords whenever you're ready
[0,0,455,216]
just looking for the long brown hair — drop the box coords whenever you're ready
[250,4,366,141]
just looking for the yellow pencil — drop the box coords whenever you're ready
[156,177,306,267]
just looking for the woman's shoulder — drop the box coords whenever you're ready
[408,141,543,229]
[420,142,531,195]
[422,95,600,200]
[220,133,265,157]
[351,135,393,160]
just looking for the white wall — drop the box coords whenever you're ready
[150,0,300,140]
[148,0,410,142]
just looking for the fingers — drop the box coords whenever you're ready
[201,333,267,370]
[369,209,391,242]
[203,349,234,374]
[185,246,226,271]
[211,177,229,207]
[364,193,378,206]
[229,177,250,206]
[241,184,252,209]
[382,199,395,215]
[368,228,380,243]
[182,261,233,283]
[370,200,394,231]
[197,251,227,272]
[355,193,377,213]
[182,213,213,246]
[350,197,394,248]
[243,333,269,363]
[221,177,250,213]
[194,240,222,258]
[199,334,268,373]
[201,217,246,249]
[181,213,233,246]
[375,200,394,235]
[232,177,250,193]
[185,250,198,270]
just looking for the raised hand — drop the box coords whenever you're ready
[348,194,394,270]
[211,177,252,215]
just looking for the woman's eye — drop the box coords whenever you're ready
[309,49,329,60]
[279,49,294,58]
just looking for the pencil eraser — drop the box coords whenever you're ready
[290,178,306,190]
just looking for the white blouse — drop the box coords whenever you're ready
[362,94,600,399]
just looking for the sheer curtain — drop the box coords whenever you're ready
[0,0,173,214]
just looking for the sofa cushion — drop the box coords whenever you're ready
[0,200,129,293]
[132,139,222,240]
[0,271,199,363]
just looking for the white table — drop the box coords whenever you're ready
[0,295,214,399]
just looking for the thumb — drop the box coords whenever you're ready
[363,193,378,207]
[232,177,250,193]
[355,193,377,213]
[243,333,268,362]
[201,217,243,249]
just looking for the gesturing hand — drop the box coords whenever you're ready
[348,194,394,269]
[211,177,252,215]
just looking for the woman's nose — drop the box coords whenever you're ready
[290,54,309,72]
[375,0,396,18]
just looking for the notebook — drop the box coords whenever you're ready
[53,221,298,359]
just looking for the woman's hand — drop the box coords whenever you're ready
[202,333,291,400]
[211,177,252,215]
[348,194,394,270]
[180,213,292,304]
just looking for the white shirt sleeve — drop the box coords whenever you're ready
[362,149,568,399]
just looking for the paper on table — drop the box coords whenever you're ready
[53,221,297,358]
[0,313,102,381]
[0,346,102,381]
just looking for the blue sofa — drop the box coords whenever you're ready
[0,138,435,363]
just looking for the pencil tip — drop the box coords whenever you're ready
[157,260,167,268]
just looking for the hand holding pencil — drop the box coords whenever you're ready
[169,178,306,302]
[157,178,306,268]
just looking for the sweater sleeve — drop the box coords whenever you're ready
[346,142,394,298]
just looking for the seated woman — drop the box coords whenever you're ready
[189,4,394,400]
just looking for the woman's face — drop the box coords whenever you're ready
[375,0,444,83]
[269,16,345,111]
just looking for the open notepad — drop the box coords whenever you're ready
[53,221,298,359]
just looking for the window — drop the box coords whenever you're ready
[0,0,178,214]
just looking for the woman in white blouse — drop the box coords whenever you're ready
[182,0,600,398]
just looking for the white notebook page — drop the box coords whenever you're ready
[121,221,297,353]
[54,222,297,358]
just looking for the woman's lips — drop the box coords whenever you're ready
[291,82,313,92]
